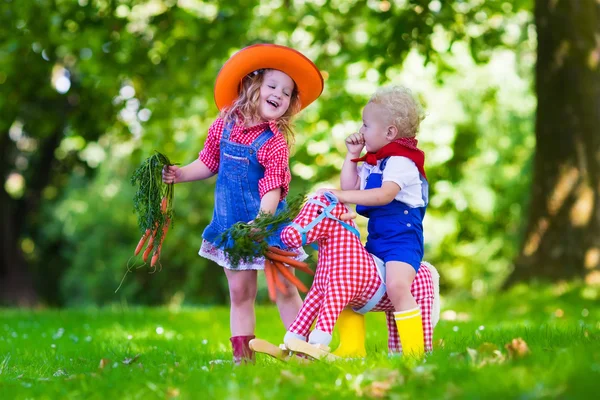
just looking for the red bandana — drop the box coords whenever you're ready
[352,138,427,179]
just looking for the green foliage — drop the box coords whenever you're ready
[2,0,542,305]
[0,283,598,398]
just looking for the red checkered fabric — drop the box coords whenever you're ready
[282,194,435,354]
[198,117,291,199]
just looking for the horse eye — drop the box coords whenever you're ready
[316,210,323,215]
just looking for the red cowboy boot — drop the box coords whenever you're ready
[230,335,256,365]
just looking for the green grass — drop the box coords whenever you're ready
[1,282,599,399]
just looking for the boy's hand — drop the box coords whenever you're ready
[162,165,182,184]
[315,188,343,201]
[345,132,365,156]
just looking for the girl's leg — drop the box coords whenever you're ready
[274,265,303,329]
[386,261,424,356]
[225,268,258,364]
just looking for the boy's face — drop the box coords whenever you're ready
[359,102,394,152]
[258,70,295,121]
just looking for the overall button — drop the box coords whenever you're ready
[407,223,411,227]
[404,210,409,215]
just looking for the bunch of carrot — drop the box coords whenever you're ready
[134,196,171,268]
[263,246,314,302]
[130,151,175,270]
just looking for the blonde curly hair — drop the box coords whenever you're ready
[369,86,425,138]
[220,69,301,147]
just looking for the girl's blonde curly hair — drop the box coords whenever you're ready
[369,86,425,138]
[220,69,301,147]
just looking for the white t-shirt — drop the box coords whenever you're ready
[357,156,425,208]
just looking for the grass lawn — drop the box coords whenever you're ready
[1,282,599,399]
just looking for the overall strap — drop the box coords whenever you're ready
[379,157,390,171]
[251,127,275,151]
[222,120,236,141]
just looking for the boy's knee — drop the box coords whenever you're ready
[386,278,413,294]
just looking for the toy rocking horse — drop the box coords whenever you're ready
[250,192,440,361]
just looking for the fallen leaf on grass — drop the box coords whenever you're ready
[505,338,530,358]
[354,369,404,399]
[466,342,506,368]
[98,358,111,369]
[122,354,141,365]
[166,387,180,398]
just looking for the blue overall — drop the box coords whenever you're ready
[356,158,428,273]
[202,121,288,251]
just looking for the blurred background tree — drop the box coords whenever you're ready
[1,0,598,307]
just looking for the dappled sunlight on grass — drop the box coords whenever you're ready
[1,284,599,398]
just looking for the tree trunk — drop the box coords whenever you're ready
[508,0,600,285]
[0,112,65,306]
[0,191,37,306]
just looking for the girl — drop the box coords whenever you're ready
[162,44,323,364]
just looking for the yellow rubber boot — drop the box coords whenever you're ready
[394,307,425,357]
[332,309,367,358]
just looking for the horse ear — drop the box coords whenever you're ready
[339,212,357,221]
[323,191,338,203]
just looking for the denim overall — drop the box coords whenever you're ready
[202,121,288,250]
[356,157,428,273]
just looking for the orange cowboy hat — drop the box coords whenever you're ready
[214,44,324,112]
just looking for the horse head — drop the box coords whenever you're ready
[281,192,360,249]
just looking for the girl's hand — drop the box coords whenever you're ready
[345,132,365,156]
[162,165,182,184]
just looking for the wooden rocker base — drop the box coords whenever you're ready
[284,338,340,362]
[249,338,310,364]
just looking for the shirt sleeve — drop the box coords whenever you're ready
[198,118,224,174]
[257,134,291,200]
[381,156,421,190]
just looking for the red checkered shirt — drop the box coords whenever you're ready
[198,117,291,200]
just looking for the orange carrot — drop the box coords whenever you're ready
[272,261,309,293]
[266,246,298,257]
[142,243,154,262]
[269,259,288,295]
[266,252,314,276]
[265,251,310,269]
[134,229,151,256]
[151,219,170,267]
[150,252,159,267]
[161,197,168,213]
[264,259,277,302]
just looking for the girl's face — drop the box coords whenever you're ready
[258,70,295,121]
[359,102,394,152]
